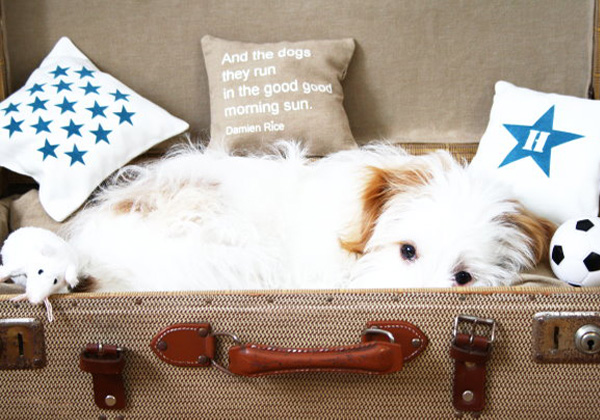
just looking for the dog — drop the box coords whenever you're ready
[64,142,555,292]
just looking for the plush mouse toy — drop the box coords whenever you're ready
[0,227,80,321]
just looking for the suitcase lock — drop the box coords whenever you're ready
[0,318,46,370]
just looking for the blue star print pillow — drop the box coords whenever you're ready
[0,37,189,221]
[470,81,600,224]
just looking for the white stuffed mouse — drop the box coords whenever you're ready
[0,227,80,319]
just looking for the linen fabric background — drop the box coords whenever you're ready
[3,0,594,146]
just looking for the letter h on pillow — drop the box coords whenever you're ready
[470,81,600,225]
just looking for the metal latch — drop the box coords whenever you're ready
[0,318,46,370]
[533,312,600,363]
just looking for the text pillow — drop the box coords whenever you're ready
[0,37,189,221]
[470,81,600,224]
[201,35,357,156]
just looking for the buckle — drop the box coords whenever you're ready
[79,343,126,409]
[452,315,496,347]
[210,331,242,376]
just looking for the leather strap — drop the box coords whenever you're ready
[150,323,215,367]
[228,341,403,377]
[362,320,429,362]
[79,344,126,410]
[450,332,492,413]
[228,320,428,376]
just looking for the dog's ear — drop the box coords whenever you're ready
[340,162,433,255]
[504,203,556,265]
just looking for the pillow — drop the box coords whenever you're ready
[9,190,62,234]
[201,35,357,156]
[0,37,189,221]
[470,81,600,224]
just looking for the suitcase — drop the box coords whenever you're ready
[1,1,600,418]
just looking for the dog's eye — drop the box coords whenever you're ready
[400,244,417,261]
[454,271,472,286]
[38,269,44,275]
[53,278,58,285]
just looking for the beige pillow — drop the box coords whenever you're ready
[10,190,62,233]
[201,35,357,156]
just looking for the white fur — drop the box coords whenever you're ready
[0,227,80,304]
[64,142,541,291]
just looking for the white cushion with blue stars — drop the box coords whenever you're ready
[0,37,189,221]
[470,81,600,225]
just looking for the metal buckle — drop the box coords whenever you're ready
[452,315,496,347]
[210,331,242,376]
[362,327,395,344]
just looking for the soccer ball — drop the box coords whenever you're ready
[550,217,600,287]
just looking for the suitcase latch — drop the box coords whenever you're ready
[450,315,496,416]
[0,318,46,370]
[533,312,600,363]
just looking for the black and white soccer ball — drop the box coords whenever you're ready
[550,217,600,287]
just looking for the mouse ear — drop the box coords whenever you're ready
[39,244,57,258]
[65,265,79,288]
[0,265,22,282]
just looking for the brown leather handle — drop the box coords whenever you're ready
[227,341,403,376]
[150,320,428,377]
[225,320,428,377]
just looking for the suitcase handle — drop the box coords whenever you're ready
[151,320,428,376]
[226,339,403,376]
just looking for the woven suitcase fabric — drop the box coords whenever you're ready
[2,288,600,419]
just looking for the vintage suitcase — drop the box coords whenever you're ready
[1,1,600,418]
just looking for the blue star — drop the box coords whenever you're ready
[114,105,135,125]
[2,102,20,115]
[110,89,130,102]
[61,119,84,138]
[27,83,45,95]
[86,101,108,119]
[49,65,69,78]
[55,97,77,114]
[79,82,100,95]
[65,145,87,166]
[52,80,73,93]
[90,123,112,144]
[75,66,95,78]
[28,97,49,113]
[31,116,52,134]
[499,106,584,177]
[37,139,59,160]
[3,117,23,137]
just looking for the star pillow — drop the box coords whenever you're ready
[0,37,189,221]
[470,81,600,225]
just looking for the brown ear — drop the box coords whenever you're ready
[340,162,433,255]
[505,203,556,264]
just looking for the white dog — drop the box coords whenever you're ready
[64,142,554,292]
